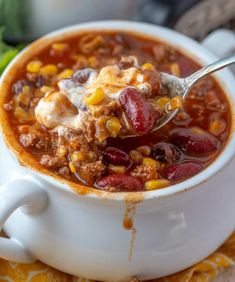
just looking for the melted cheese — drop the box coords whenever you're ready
[35,57,147,133]
[87,66,141,98]
[35,91,78,128]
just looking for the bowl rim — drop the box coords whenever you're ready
[1,20,235,202]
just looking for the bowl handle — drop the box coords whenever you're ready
[0,176,48,263]
[202,29,235,58]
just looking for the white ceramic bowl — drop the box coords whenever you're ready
[0,21,235,281]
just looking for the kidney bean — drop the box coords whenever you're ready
[152,142,182,163]
[96,174,144,192]
[34,75,45,88]
[170,127,219,156]
[164,161,203,181]
[72,68,94,84]
[102,147,130,165]
[119,87,157,134]
[12,79,33,95]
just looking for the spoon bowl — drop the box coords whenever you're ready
[154,73,185,131]
[148,54,235,135]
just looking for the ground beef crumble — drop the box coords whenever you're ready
[58,166,71,179]
[131,164,157,181]
[19,132,50,150]
[40,154,68,168]
[77,161,106,184]
[56,127,91,151]
[50,126,106,183]
[91,100,120,117]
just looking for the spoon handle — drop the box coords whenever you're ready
[184,54,235,93]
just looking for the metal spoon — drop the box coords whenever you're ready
[151,54,235,132]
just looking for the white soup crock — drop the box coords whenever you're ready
[0,21,235,281]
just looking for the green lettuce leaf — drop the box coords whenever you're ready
[0,27,24,75]
[0,48,19,74]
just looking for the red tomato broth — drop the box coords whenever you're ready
[3,31,231,192]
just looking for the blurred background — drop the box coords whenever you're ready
[0,0,234,42]
[0,0,235,73]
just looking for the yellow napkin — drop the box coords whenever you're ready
[0,232,235,282]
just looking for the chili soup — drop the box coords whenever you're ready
[3,31,231,192]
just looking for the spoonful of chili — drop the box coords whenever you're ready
[122,54,235,137]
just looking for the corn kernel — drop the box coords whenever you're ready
[40,64,58,76]
[22,85,31,94]
[155,97,170,110]
[16,92,30,107]
[167,96,182,111]
[191,127,205,135]
[142,63,156,71]
[85,88,106,105]
[142,157,160,169]
[129,150,143,164]
[14,107,35,122]
[35,88,54,99]
[137,145,151,156]
[88,56,98,68]
[71,151,86,162]
[69,162,76,173]
[57,69,73,80]
[108,164,126,174]
[209,119,226,136]
[170,63,180,77]
[145,179,170,190]
[106,117,122,137]
[26,60,42,73]
[56,146,67,157]
[52,43,68,52]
